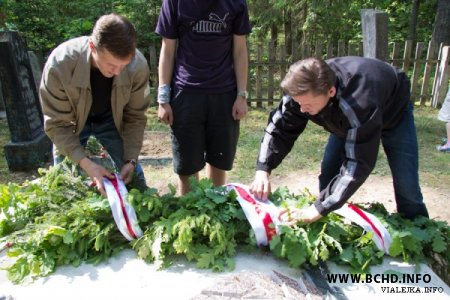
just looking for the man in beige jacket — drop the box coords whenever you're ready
[40,14,150,195]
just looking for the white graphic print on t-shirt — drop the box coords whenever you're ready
[192,13,229,33]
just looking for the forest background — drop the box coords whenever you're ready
[0,0,449,211]
[0,0,449,64]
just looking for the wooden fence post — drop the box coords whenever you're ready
[148,44,158,104]
[419,41,437,105]
[402,40,413,73]
[348,42,358,56]
[360,9,388,61]
[337,40,345,57]
[291,39,299,62]
[256,43,263,108]
[247,39,251,106]
[411,42,424,102]
[302,43,310,58]
[391,42,401,67]
[280,44,287,82]
[326,42,333,59]
[432,45,450,107]
[314,41,322,58]
[358,41,364,57]
[268,40,275,107]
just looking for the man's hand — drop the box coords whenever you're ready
[120,162,135,184]
[232,96,248,120]
[79,157,114,196]
[279,204,323,225]
[158,103,173,125]
[249,170,271,200]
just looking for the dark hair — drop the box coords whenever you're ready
[280,57,336,96]
[91,14,137,59]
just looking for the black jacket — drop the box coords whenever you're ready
[256,56,411,215]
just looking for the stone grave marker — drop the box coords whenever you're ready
[0,31,51,171]
[0,80,4,112]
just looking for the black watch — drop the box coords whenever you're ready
[125,159,137,168]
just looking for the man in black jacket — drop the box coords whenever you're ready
[250,57,429,224]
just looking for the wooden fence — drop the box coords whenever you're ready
[148,39,450,108]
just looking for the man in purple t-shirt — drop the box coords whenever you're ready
[156,0,252,194]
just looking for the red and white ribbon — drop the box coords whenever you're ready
[103,174,143,241]
[226,183,391,253]
[334,203,392,254]
[226,183,281,246]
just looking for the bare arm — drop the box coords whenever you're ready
[232,34,249,120]
[157,37,177,125]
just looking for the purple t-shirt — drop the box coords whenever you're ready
[156,0,251,93]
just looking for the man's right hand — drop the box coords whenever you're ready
[158,103,173,125]
[79,157,114,196]
[249,170,271,200]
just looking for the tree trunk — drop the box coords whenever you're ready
[284,9,292,56]
[431,0,450,56]
[271,23,278,48]
[407,0,420,45]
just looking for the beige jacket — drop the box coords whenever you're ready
[39,36,150,164]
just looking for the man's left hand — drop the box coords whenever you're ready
[232,96,248,120]
[120,162,135,184]
[279,204,323,225]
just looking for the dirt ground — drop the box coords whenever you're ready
[140,131,172,157]
[5,131,446,223]
[140,131,450,223]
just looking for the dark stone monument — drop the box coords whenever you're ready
[28,51,42,94]
[0,31,51,171]
[360,9,388,61]
[0,81,4,112]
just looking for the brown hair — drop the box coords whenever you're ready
[280,57,336,96]
[91,14,137,59]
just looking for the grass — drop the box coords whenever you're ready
[1,105,449,191]
[0,118,10,177]
[228,105,449,191]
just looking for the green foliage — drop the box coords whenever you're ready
[2,0,161,58]
[1,0,438,59]
[132,178,250,271]
[268,188,385,272]
[248,0,436,51]
[0,163,449,284]
[0,164,128,283]
[0,162,92,237]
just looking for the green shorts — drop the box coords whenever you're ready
[170,89,239,175]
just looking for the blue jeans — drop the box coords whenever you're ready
[319,102,428,219]
[53,111,147,191]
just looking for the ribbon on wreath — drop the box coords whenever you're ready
[334,203,391,254]
[226,183,391,254]
[226,183,281,246]
[103,174,143,241]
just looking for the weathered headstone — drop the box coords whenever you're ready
[28,51,42,94]
[0,31,51,171]
[0,80,4,112]
[360,9,388,61]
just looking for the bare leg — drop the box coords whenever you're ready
[438,122,450,151]
[446,123,450,145]
[206,163,226,186]
[178,172,199,195]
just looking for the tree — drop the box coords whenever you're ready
[431,0,450,55]
[408,0,420,45]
